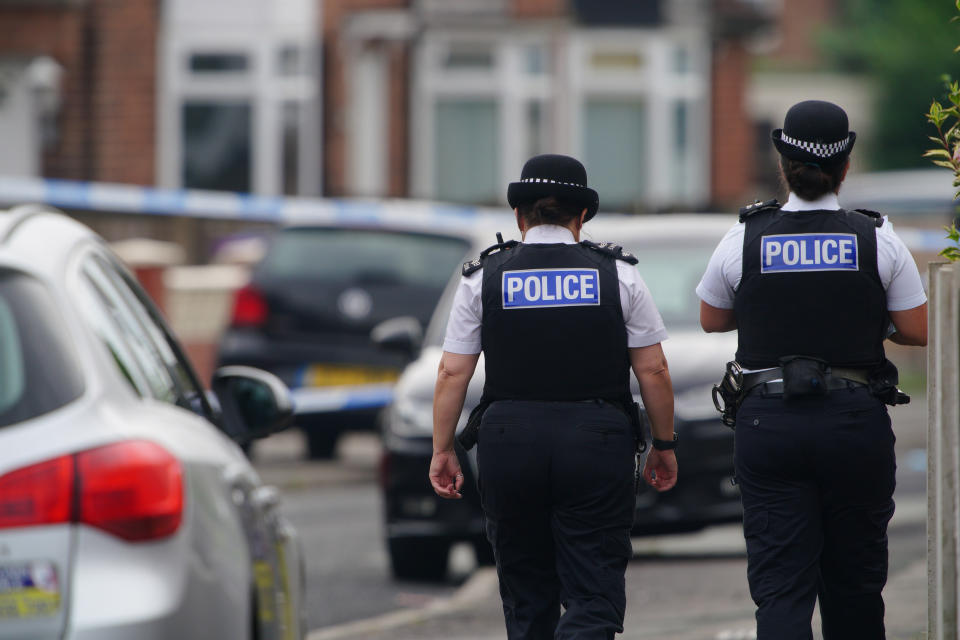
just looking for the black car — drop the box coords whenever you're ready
[376,216,744,580]
[217,223,472,458]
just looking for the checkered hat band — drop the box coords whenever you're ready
[520,178,585,187]
[781,133,851,158]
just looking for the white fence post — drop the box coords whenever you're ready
[928,261,960,640]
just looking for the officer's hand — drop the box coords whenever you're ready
[643,449,678,492]
[429,449,464,499]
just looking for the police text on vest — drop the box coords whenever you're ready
[502,268,600,308]
[760,233,859,273]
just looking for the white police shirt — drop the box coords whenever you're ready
[443,224,669,355]
[695,192,928,315]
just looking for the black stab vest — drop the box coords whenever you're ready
[480,243,630,401]
[734,208,887,369]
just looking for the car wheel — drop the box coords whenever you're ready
[388,538,449,581]
[304,427,340,459]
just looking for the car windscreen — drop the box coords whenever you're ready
[256,227,471,289]
[0,270,85,426]
[424,237,715,347]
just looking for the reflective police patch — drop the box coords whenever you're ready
[502,268,600,309]
[761,233,858,273]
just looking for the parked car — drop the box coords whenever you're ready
[217,222,474,458]
[0,205,306,639]
[376,215,743,581]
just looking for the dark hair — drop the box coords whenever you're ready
[517,197,583,228]
[780,158,847,200]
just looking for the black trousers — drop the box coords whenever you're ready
[735,386,896,640]
[477,400,636,640]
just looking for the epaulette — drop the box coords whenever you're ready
[581,240,639,265]
[851,208,885,228]
[461,240,520,276]
[739,198,781,223]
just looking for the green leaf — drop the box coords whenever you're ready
[952,177,960,187]
[931,159,956,169]
[924,148,953,158]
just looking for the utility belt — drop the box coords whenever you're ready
[712,356,910,428]
[456,394,647,454]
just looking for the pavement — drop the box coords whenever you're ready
[260,397,930,640]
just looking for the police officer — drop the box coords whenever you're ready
[696,100,928,639]
[429,154,678,640]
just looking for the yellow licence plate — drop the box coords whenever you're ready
[303,364,399,387]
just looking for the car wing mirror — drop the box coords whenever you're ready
[212,365,293,444]
[371,316,423,358]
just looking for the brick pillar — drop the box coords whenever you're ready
[710,39,754,208]
[89,0,158,185]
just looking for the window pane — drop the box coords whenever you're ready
[277,45,304,76]
[527,101,547,158]
[189,53,249,73]
[524,44,550,75]
[99,258,209,416]
[81,260,178,404]
[434,99,498,204]
[672,101,689,196]
[443,45,494,70]
[0,271,84,427]
[282,102,300,196]
[584,100,647,210]
[182,101,252,193]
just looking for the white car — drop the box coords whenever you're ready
[0,205,306,639]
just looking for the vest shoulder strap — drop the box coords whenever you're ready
[847,208,885,228]
[462,239,520,276]
[739,198,781,223]
[580,239,638,265]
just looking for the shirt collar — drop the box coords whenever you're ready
[524,224,577,244]
[781,191,841,212]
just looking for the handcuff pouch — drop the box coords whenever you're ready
[779,356,828,400]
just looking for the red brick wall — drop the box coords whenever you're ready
[772,0,834,67]
[710,40,753,207]
[512,0,565,19]
[321,0,410,197]
[0,1,157,185]
[89,0,158,185]
[0,6,91,180]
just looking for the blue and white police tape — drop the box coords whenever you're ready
[290,383,395,414]
[0,174,505,231]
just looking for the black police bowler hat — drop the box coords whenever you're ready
[771,100,856,166]
[507,154,600,221]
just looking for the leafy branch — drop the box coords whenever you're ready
[925,0,960,261]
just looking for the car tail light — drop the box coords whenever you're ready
[0,441,183,542]
[0,455,74,528]
[231,284,268,327]
[77,441,183,542]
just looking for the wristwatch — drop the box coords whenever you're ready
[652,432,679,451]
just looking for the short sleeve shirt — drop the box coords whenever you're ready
[695,192,928,312]
[442,225,670,355]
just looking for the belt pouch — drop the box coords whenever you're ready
[779,356,828,400]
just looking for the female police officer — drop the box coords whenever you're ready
[429,154,678,640]
[696,100,927,639]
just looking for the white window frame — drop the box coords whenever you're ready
[411,25,709,210]
[568,29,709,209]
[410,28,555,204]
[158,15,321,196]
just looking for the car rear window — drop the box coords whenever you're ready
[257,228,471,289]
[0,270,85,426]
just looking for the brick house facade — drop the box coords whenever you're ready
[0,0,158,185]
